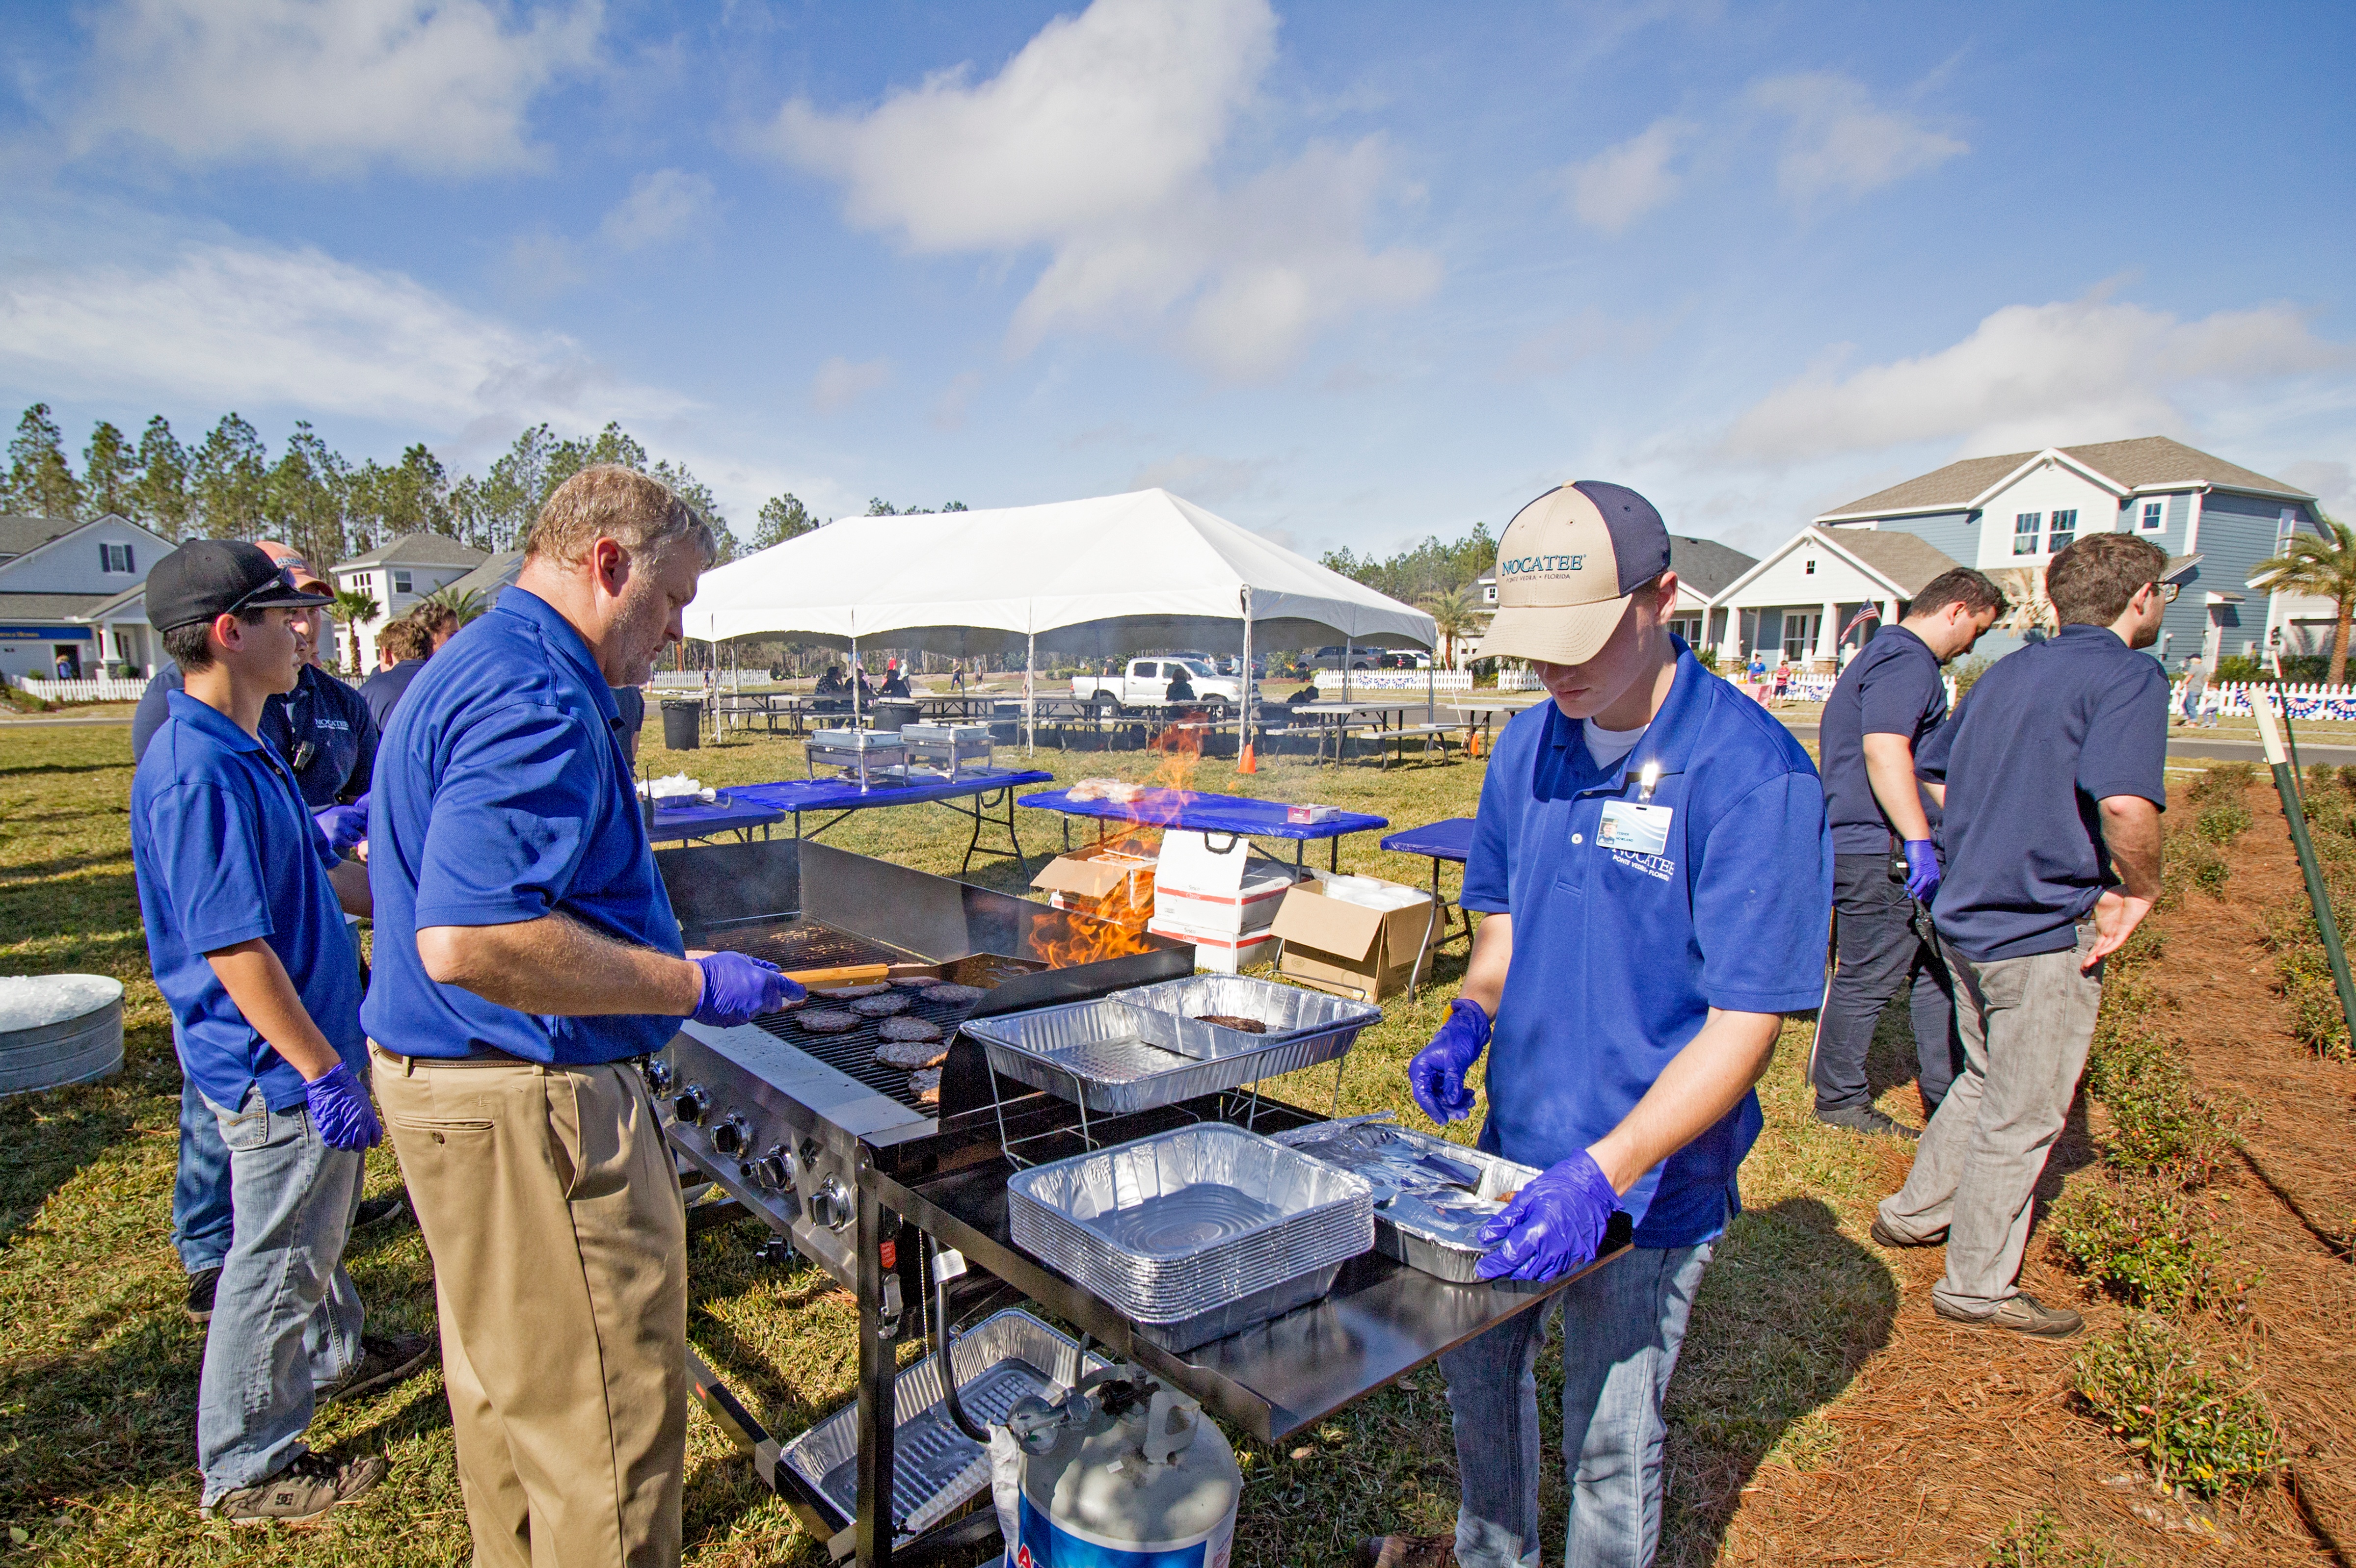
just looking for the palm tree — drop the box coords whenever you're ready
[421,585,487,625]
[2250,515,2356,685]
[1422,585,1479,669]
[329,588,378,674]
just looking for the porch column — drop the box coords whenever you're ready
[1815,599,1840,664]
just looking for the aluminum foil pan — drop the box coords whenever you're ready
[1008,1124,1373,1334]
[779,1309,1108,1539]
[1110,974,1382,1063]
[966,987,1365,1116]
[1270,1116,1541,1283]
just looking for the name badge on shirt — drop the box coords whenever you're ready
[1595,801,1672,855]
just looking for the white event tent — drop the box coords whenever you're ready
[683,488,1438,747]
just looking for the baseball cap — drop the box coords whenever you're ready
[1479,480,1672,666]
[254,539,330,594]
[146,539,335,633]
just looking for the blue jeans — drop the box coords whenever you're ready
[173,1072,235,1274]
[1440,1243,1713,1568]
[196,1085,367,1504]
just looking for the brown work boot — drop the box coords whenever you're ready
[1355,1535,1457,1568]
[1934,1292,2084,1339]
[201,1450,388,1523]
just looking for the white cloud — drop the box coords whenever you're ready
[1503,307,1673,379]
[809,356,892,414]
[600,169,716,250]
[929,371,985,431]
[2283,461,2356,522]
[1750,72,1966,204]
[1564,118,1693,234]
[763,0,1438,380]
[0,241,684,429]
[66,0,601,174]
[1719,293,2354,465]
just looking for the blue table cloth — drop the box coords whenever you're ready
[732,768,1053,815]
[1018,786,1387,842]
[1378,817,1477,863]
[642,796,788,844]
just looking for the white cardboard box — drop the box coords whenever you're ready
[1146,914,1282,975]
[1152,829,1300,937]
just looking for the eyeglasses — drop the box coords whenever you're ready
[223,567,303,617]
[2155,581,2181,603]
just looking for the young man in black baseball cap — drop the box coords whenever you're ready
[131,540,428,1523]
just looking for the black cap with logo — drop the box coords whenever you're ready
[145,540,335,634]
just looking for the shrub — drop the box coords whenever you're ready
[2183,760,2255,804]
[2073,1317,2278,1497]
[1981,1512,2111,1568]
[2047,1181,2257,1316]
[2084,1023,2169,1103]
[1950,655,1991,697]
[2101,1058,2234,1184]
[2193,800,2251,848]
[2277,948,2353,1061]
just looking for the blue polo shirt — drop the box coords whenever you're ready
[1819,626,1947,856]
[134,662,379,808]
[1462,642,1832,1248]
[1917,626,2168,963]
[131,692,364,1112]
[363,587,685,1062]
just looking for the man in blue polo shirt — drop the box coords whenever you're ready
[365,466,797,1568]
[131,540,429,1523]
[1811,567,2005,1136]
[1362,483,1831,1568]
[1874,533,2169,1338]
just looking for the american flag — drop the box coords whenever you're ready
[1838,603,1881,641]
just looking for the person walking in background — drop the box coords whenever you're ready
[1811,569,2006,1137]
[1873,533,2171,1338]
[2176,654,2210,727]
[1772,655,1793,704]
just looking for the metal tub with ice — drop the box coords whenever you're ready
[0,974,124,1099]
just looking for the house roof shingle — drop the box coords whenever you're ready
[0,591,109,622]
[1820,436,2315,520]
[1667,535,1756,598]
[1817,528,1963,596]
[0,515,84,560]
[437,550,524,602]
[333,532,491,571]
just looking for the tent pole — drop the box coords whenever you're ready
[1344,636,1352,702]
[1024,631,1035,757]
[1239,585,1255,771]
[852,631,861,729]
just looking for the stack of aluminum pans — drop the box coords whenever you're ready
[1008,1124,1373,1350]
[965,976,1377,1116]
[779,1309,1108,1541]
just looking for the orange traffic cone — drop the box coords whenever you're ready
[1237,742,1258,774]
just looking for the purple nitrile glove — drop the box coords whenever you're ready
[1408,998,1491,1125]
[1902,839,1941,904]
[1475,1149,1619,1282]
[305,1062,382,1151]
[314,794,370,856]
[692,953,807,1027]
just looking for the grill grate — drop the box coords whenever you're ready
[752,986,988,1110]
[700,918,912,974]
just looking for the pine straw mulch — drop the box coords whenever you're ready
[1671,771,2356,1568]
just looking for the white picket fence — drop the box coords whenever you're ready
[1326,669,1472,691]
[2177,680,2356,722]
[14,675,149,702]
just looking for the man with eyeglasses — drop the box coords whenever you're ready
[1872,533,2170,1338]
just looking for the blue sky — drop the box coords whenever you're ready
[2,0,2351,562]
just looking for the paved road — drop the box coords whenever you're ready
[1778,721,2356,767]
[0,715,134,728]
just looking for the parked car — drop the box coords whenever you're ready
[1305,647,1428,671]
[1071,657,1243,715]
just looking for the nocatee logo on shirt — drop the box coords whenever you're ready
[1499,554,1587,576]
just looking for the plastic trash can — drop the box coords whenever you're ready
[871,699,919,733]
[661,698,701,750]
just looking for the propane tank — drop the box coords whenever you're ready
[1004,1365,1240,1568]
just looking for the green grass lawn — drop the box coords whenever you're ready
[0,717,1923,1566]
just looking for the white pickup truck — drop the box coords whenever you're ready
[1071,657,1242,715]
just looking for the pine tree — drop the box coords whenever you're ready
[133,416,193,539]
[753,494,815,549]
[192,414,268,538]
[7,404,82,519]
[82,421,134,519]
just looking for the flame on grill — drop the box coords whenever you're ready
[1030,721,1206,969]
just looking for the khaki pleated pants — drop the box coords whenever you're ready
[373,1043,688,1568]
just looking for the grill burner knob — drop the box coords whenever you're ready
[673,1085,709,1124]
[810,1178,853,1232]
[710,1114,751,1156]
[642,1057,675,1095]
[755,1146,795,1189]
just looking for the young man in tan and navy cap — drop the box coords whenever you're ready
[1365,482,1832,1568]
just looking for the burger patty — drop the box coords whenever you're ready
[877,1016,943,1044]
[1193,1013,1267,1034]
[924,983,986,1006]
[909,1067,942,1104]
[874,1038,948,1070]
[817,982,891,999]
[793,1009,860,1035]
[851,993,910,1017]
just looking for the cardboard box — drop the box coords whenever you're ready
[1269,877,1442,1002]
[1152,829,1300,937]
[1031,848,1157,924]
[1146,914,1281,975]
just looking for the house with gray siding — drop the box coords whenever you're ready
[0,512,175,680]
[1813,437,2318,665]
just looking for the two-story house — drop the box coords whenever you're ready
[0,513,174,681]
[331,532,489,669]
[1713,437,2317,668]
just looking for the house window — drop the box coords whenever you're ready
[392,569,413,594]
[99,542,134,573]
[2141,500,2164,532]
[1781,612,1819,661]
[2047,509,2077,552]
[2014,513,2042,555]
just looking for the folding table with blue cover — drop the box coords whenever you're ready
[1379,817,1479,983]
[729,768,1056,874]
[1018,785,1388,872]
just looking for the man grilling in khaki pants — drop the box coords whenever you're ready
[363,466,798,1566]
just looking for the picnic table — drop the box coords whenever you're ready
[1019,785,1388,871]
[728,768,1054,874]
[1282,700,1456,768]
[640,795,789,847]
[1378,817,1479,989]
[1447,696,1545,752]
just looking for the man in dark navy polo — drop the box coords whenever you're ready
[1365,483,1831,1568]
[1875,533,2170,1338]
[130,541,389,1325]
[365,466,798,1568]
[358,615,431,731]
[1811,568,2005,1136]
[131,540,430,1523]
